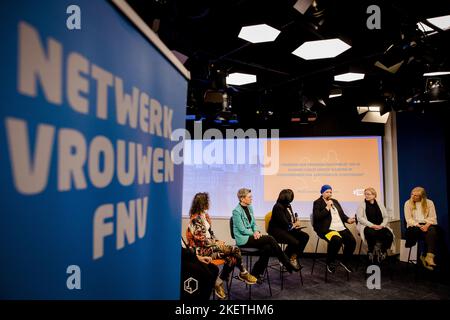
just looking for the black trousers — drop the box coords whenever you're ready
[405,225,439,254]
[322,229,356,264]
[269,227,309,258]
[363,227,394,252]
[241,235,292,277]
[180,256,219,301]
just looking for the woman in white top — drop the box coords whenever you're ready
[356,187,394,263]
[404,186,439,270]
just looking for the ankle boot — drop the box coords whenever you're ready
[290,254,300,270]
[419,255,434,271]
[280,253,295,273]
[425,252,437,267]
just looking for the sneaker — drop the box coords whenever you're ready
[214,283,226,299]
[326,262,336,273]
[238,272,257,285]
[339,261,353,273]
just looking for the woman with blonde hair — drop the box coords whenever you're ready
[186,192,257,299]
[356,187,394,263]
[404,187,439,270]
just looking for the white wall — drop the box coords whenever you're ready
[383,112,401,221]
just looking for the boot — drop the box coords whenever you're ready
[290,254,301,270]
[419,255,434,271]
[425,252,437,267]
[280,253,298,273]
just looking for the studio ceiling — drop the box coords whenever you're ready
[127,0,450,131]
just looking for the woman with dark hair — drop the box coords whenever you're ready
[268,189,310,269]
[187,192,257,299]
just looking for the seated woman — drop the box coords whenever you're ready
[356,187,394,263]
[187,192,257,300]
[180,245,219,301]
[232,188,300,282]
[404,186,440,270]
[268,189,309,269]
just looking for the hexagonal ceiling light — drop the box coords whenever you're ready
[226,72,257,86]
[292,38,351,60]
[334,72,365,82]
[238,24,281,43]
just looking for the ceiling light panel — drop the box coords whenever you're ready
[426,14,450,31]
[362,111,390,124]
[423,71,450,76]
[238,24,281,43]
[292,38,351,60]
[226,73,257,85]
[334,72,365,82]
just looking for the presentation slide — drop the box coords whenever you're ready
[182,136,384,219]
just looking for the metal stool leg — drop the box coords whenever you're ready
[248,256,252,300]
[227,268,233,300]
[299,268,304,286]
[266,266,272,296]
[311,237,319,275]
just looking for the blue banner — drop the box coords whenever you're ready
[0,0,187,299]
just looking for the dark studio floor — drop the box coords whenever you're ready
[222,255,450,300]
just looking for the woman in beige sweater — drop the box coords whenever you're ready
[404,186,439,270]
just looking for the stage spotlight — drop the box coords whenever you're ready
[214,110,239,125]
[290,108,317,124]
[256,109,274,122]
[204,90,226,104]
[213,94,239,125]
[425,77,449,103]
